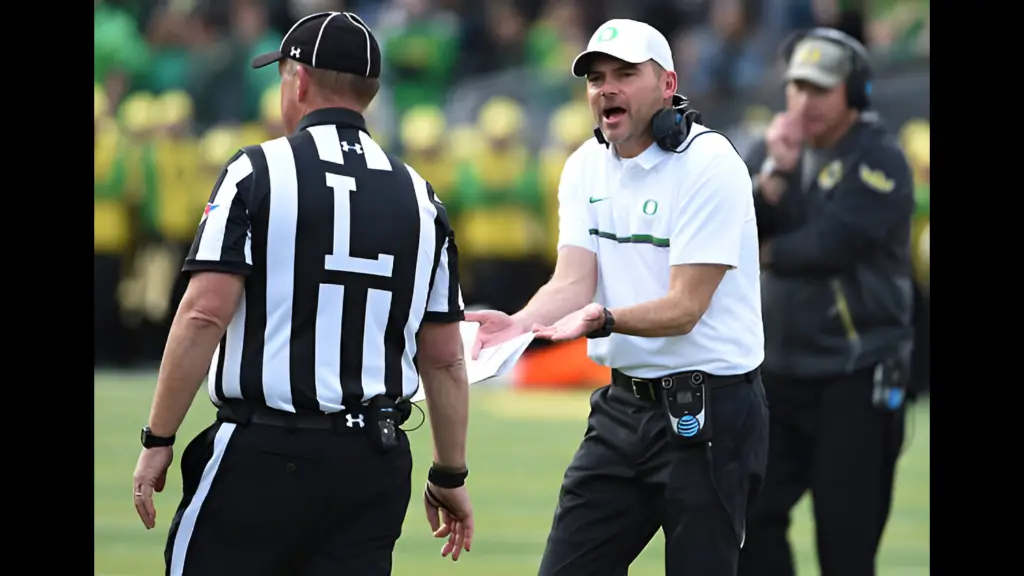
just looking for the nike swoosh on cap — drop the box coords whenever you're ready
[589,197,609,203]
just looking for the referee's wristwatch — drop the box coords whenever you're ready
[586,307,615,339]
[140,426,175,449]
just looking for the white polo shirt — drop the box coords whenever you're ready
[557,124,764,377]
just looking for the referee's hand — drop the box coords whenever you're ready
[465,310,528,359]
[424,483,474,561]
[133,446,173,530]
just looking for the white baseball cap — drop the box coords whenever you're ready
[571,19,675,78]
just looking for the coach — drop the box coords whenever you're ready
[469,19,768,575]
[132,11,473,575]
[738,29,914,576]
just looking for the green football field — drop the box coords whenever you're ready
[95,373,929,575]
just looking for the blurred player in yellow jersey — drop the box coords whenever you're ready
[400,105,458,202]
[124,90,202,359]
[900,119,930,399]
[95,84,133,367]
[117,91,160,205]
[95,85,130,252]
[149,91,202,250]
[113,91,165,362]
[456,96,548,313]
[900,120,929,290]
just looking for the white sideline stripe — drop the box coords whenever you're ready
[169,423,237,576]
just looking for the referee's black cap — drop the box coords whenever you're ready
[251,11,382,79]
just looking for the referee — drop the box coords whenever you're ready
[469,19,769,575]
[132,12,474,575]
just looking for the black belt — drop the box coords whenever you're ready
[216,401,374,432]
[611,368,759,402]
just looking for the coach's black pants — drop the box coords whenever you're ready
[737,367,905,576]
[164,417,411,576]
[538,373,769,575]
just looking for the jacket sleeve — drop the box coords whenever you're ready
[745,138,778,242]
[766,142,915,278]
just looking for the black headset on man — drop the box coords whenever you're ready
[593,27,872,153]
[594,93,706,154]
[780,27,874,111]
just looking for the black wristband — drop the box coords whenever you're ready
[140,426,175,449]
[428,464,469,488]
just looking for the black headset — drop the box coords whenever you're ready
[780,27,873,110]
[594,93,703,153]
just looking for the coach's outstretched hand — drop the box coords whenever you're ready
[133,446,173,529]
[424,483,474,561]
[465,310,529,359]
[534,303,605,342]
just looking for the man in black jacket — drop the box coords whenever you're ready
[737,29,914,576]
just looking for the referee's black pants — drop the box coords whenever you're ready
[737,367,905,576]
[538,370,769,575]
[163,408,412,576]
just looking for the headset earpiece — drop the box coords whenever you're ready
[651,108,685,151]
[651,94,702,152]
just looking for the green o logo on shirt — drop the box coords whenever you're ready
[596,27,618,42]
[642,200,658,215]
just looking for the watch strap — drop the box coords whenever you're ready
[586,307,615,339]
[141,427,175,448]
[427,463,468,488]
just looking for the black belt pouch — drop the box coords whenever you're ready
[660,372,714,445]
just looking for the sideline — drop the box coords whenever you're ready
[480,387,595,421]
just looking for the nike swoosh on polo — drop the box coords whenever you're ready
[589,196,609,203]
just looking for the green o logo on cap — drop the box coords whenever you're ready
[596,26,618,42]
[642,200,658,215]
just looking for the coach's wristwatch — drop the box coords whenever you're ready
[140,426,175,449]
[586,307,615,339]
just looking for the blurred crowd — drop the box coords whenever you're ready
[95,0,930,368]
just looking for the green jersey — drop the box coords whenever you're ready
[94,2,149,83]
[381,18,458,114]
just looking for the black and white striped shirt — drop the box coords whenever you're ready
[183,108,463,414]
